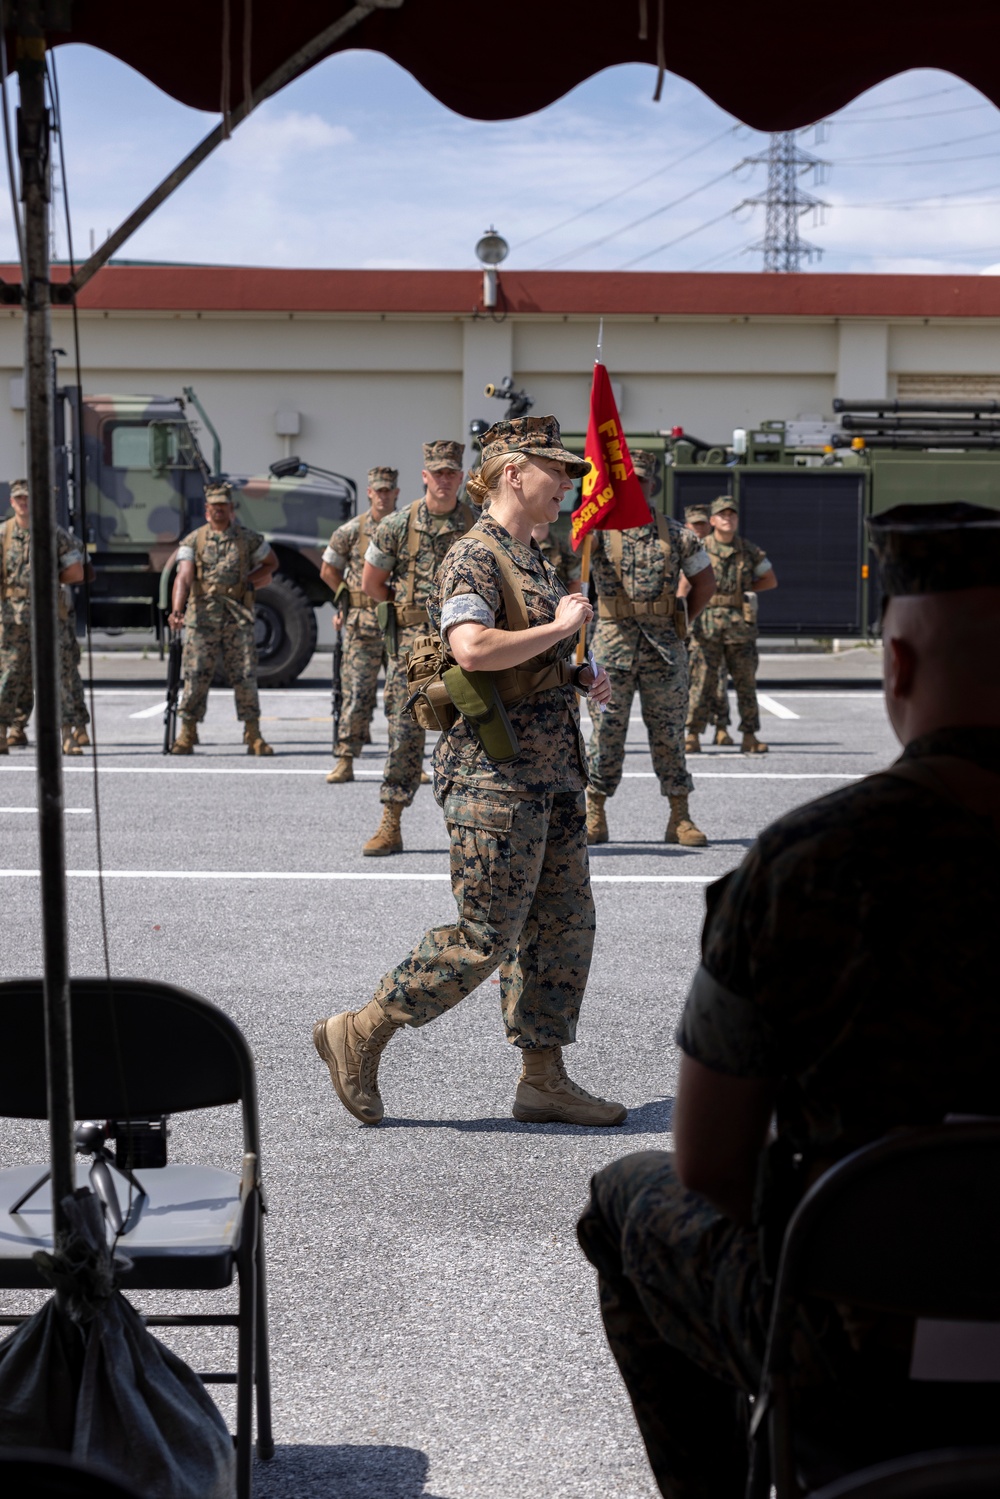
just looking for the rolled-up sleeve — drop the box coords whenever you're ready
[753,556,773,578]
[323,545,348,569]
[683,548,712,578]
[675,964,779,1079]
[176,544,195,562]
[441,592,495,639]
[365,540,395,572]
[250,539,272,567]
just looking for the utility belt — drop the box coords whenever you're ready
[598,592,687,638]
[1,584,68,619]
[404,631,576,762]
[191,580,254,606]
[347,590,376,611]
[395,602,429,628]
[708,590,757,625]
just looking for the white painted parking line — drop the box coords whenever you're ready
[0,807,90,814]
[1,868,719,884]
[0,764,864,781]
[757,694,800,720]
[128,701,168,719]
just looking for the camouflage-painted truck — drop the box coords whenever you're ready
[50,387,355,686]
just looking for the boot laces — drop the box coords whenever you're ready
[357,1021,397,1093]
[549,1052,606,1104]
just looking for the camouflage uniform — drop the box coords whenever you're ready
[323,510,385,758]
[176,521,271,724]
[580,719,1000,1497]
[687,531,771,736]
[588,519,711,798]
[536,529,581,591]
[373,511,594,1047]
[0,517,85,729]
[686,636,730,730]
[365,496,473,807]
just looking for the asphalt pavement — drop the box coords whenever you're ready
[0,670,897,1499]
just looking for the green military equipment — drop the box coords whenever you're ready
[443,665,520,763]
[40,386,357,686]
[377,599,398,657]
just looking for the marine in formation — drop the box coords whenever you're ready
[168,480,279,755]
[679,503,732,746]
[686,496,776,755]
[314,415,625,1128]
[359,439,473,855]
[585,451,716,848]
[322,466,399,784]
[0,478,89,756]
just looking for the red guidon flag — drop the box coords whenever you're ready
[571,362,653,550]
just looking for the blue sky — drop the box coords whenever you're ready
[11,45,1000,274]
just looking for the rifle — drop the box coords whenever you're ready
[331,584,347,754]
[163,624,183,754]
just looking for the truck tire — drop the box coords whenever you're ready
[253,573,317,687]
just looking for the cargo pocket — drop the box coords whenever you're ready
[445,792,514,928]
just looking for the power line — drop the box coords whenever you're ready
[833,103,988,124]
[616,206,742,270]
[839,83,964,114]
[517,125,737,252]
[744,133,828,271]
[834,127,1000,163]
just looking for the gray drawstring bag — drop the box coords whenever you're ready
[0,1189,235,1498]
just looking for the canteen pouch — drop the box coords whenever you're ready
[443,666,520,763]
[377,600,398,657]
[742,592,758,626]
[404,633,458,732]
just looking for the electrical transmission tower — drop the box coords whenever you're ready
[745,132,829,272]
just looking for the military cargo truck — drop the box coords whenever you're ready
[48,387,355,686]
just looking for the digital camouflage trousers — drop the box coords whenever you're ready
[587,636,693,798]
[335,621,384,759]
[687,638,729,728]
[178,606,260,724]
[578,1151,766,1499]
[375,786,595,1047]
[688,609,760,734]
[0,607,89,728]
[380,632,427,806]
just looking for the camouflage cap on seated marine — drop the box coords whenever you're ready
[479,415,592,480]
[867,502,1000,595]
[630,448,659,481]
[711,495,738,516]
[9,478,28,497]
[422,440,464,472]
[684,503,710,523]
[368,465,399,490]
[205,479,234,503]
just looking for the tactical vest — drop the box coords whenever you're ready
[0,516,70,619]
[395,498,474,628]
[191,524,254,604]
[707,536,752,608]
[597,514,687,638]
[405,526,575,732]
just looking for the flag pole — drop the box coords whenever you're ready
[576,534,592,664]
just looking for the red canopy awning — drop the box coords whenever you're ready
[28,1,1000,130]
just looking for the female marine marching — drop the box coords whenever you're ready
[313,416,627,1128]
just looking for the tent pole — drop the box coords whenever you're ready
[18,10,76,1241]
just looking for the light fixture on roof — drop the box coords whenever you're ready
[476,227,509,310]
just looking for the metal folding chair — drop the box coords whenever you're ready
[749,1123,1000,1498]
[0,978,273,1499]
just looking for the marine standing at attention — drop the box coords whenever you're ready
[359,439,473,856]
[322,466,399,784]
[168,480,279,755]
[686,496,776,756]
[0,478,86,756]
[679,503,732,747]
[314,415,626,1128]
[585,451,716,848]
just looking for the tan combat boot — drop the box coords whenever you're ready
[585,789,608,845]
[245,720,274,756]
[0,728,8,756]
[363,803,403,856]
[714,728,734,747]
[171,718,198,755]
[313,998,402,1125]
[742,733,768,755]
[326,755,354,784]
[684,731,701,754]
[62,731,83,756]
[73,726,90,747]
[8,724,28,748]
[513,1048,626,1127]
[665,794,707,847]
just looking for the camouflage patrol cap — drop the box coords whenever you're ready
[205,480,234,503]
[422,440,464,472]
[479,415,591,480]
[8,478,28,497]
[631,449,659,481]
[867,503,1000,595]
[710,495,738,516]
[368,466,399,490]
[684,504,710,523]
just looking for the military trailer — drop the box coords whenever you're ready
[47,387,355,685]
[561,401,1000,639]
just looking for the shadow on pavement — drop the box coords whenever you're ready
[254,1443,448,1498]
[380,1097,674,1137]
